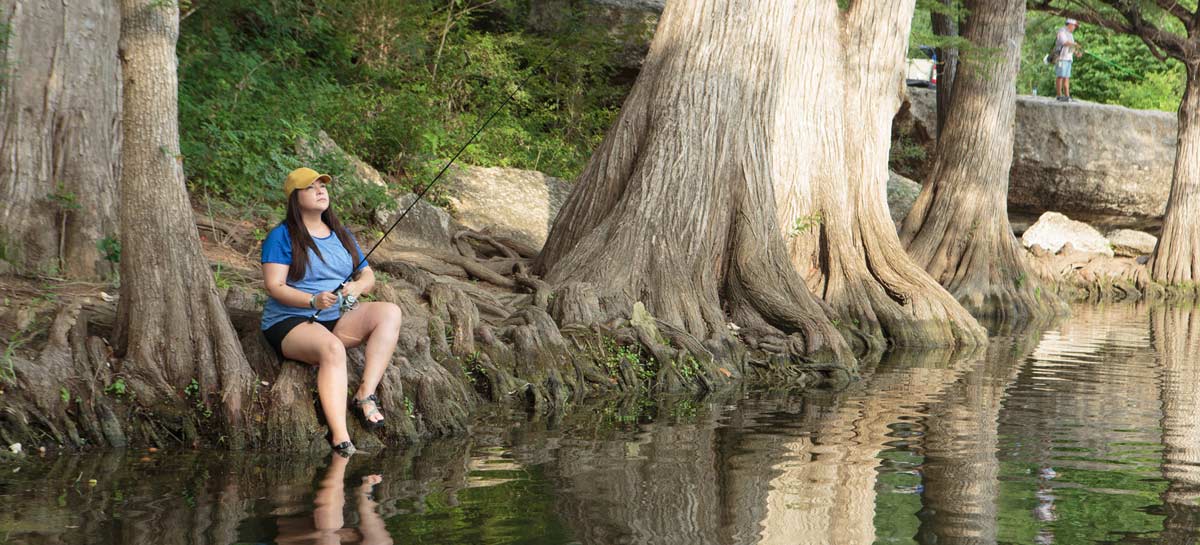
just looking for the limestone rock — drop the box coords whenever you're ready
[1021,212,1114,257]
[445,166,572,251]
[375,194,454,251]
[294,130,387,189]
[887,170,921,225]
[1105,229,1157,257]
[903,88,1176,231]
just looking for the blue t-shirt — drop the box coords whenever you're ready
[260,223,368,329]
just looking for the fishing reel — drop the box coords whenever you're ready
[339,290,360,312]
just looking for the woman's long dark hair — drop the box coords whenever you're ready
[283,189,364,283]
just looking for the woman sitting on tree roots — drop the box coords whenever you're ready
[260,167,404,455]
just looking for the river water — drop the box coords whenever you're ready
[2,303,1197,545]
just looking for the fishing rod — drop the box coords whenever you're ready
[307,55,550,323]
[1083,49,1143,80]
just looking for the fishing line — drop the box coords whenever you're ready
[307,50,552,322]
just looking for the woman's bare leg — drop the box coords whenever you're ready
[282,324,351,445]
[333,302,403,424]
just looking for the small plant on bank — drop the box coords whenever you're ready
[792,212,824,236]
[97,235,121,264]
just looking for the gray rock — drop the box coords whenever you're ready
[904,88,1176,231]
[445,166,572,251]
[376,194,454,251]
[887,170,921,225]
[591,0,663,11]
[1021,212,1114,257]
[294,130,387,189]
[1105,229,1157,257]
[294,130,454,250]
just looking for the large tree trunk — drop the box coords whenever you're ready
[1152,64,1200,285]
[899,0,1063,322]
[536,0,855,373]
[780,1,984,349]
[113,0,255,447]
[932,0,958,135]
[0,0,121,278]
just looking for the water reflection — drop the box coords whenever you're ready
[1153,305,1200,545]
[9,304,1200,544]
[275,454,392,545]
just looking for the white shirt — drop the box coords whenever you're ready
[1056,27,1075,62]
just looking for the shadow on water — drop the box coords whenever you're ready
[6,303,1200,544]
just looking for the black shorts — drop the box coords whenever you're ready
[262,316,340,359]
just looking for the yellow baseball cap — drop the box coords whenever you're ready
[283,167,332,197]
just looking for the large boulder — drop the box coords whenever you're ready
[1105,229,1157,257]
[1021,212,1114,257]
[902,88,1176,232]
[375,194,455,251]
[297,130,454,250]
[295,130,388,189]
[887,170,921,225]
[445,166,573,251]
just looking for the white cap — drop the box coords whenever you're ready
[1066,18,1078,25]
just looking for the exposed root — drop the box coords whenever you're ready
[3,226,851,451]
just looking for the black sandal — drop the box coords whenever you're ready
[332,441,357,458]
[351,394,386,430]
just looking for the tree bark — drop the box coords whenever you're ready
[780,1,985,349]
[932,0,957,135]
[0,0,121,278]
[536,0,855,371]
[1152,63,1200,285]
[113,0,255,447]
[900,0,1064,322]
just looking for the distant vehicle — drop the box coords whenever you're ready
[905,45,937,88]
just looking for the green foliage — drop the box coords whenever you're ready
[212,264,231,290]
[184,378,200,398]
[791,212,824,236]
[97,236,121,264]
[0,11,10,90]
[600,338,655,382]
[1018,11,1184,111]
[909,0,971,57]
[59,387,70,404]
[672,356,701,381]
[178,0,632,220]
[48,184,80,212]
[104,378,128,397]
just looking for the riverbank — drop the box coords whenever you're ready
[0,202,857,453]
[6,301,1198,544]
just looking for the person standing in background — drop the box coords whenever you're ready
[1055,18,1082,102]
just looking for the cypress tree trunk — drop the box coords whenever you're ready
[113,0,255,447]
[0,0,121,278]
[932,0,958,135]
[899,0,1063,322]
[780,0,985,349]
[536,0,856,371]
[1152,63,1200,286]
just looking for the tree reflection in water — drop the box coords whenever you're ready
[11,305,1200,544]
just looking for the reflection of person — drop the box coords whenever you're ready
[260,167,404,454]
[1054,18,1082,102]
[276,453,395,545]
